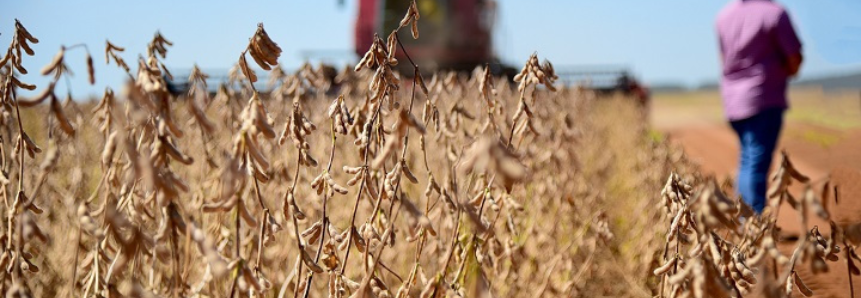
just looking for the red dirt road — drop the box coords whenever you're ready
[660,122,861,298]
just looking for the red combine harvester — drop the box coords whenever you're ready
[171,0,647,102]
[351,0,647,104]
[354,0,503,74]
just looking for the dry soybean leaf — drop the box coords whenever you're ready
[239,54,257,83]
[399,3,413,28]
[302,221,324,245]
[0,48,11,69]
[16,22,38,44]
[105,41,124,61]
[18,81,54,107]
[101,131,119,169]
[251,23,281,67]
[401,163,418,184]
[411,21,419,39]
[248,47,271,71]
[793,271,813,297]
[653,257,677,276]
[51,94,75,136]
[301,249,324,273]
[11,76,35,90]
[42,48,65,76]
[187,95,216,134]
[20,131,42,158]
[86,53,95,85]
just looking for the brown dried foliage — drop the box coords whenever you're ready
[8,7,850,298]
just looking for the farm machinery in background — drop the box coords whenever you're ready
[556,66,650,106]
[351,0,648,103]
[353,0,506,75]
[168,0,649,103]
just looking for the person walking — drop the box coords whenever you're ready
[716,0,803,214]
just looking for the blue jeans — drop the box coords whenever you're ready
[730,108,784,213]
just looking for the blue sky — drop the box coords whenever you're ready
[3,0,861,97]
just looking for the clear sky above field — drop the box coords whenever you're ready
[2,0,860,97]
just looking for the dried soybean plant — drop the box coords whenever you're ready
[334,4,428,297]
[1,4,711,298]
[105,40,132,78]
[507,53,557,149]
[73,30,192,297]
[19,40,97,137]
[653,152,861,298]
[186,65,218,167]
[0,19,50,297]
[200,23,285,297]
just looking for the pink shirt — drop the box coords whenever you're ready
[716,0,802,121]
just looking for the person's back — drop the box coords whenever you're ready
[717,0,802,121]
[716,0,802,214]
